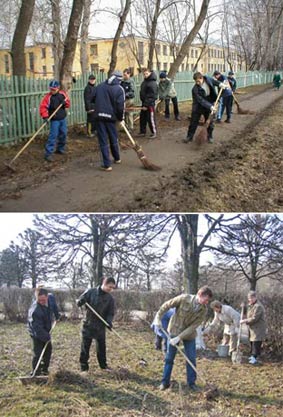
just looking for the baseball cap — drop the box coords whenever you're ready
[49,80,60,90]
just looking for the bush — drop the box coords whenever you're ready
[0,287,33,322]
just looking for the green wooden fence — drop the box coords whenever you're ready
[0,71,277,146]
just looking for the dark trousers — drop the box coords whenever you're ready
[96,120,120,168]
[165,97,179,118]
[187,108,214,140]
[250,341,262,358]
[32,337,52,374]
[87,112,96,135]
[80,335,107,370]
[220,95,233,120]
[139,106,157,135]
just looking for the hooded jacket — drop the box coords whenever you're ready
[120,78,135,100]
[140,71,158,107]
[77,286,115,338]
[93,76,125,122]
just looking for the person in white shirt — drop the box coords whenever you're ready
[203,300,240,355]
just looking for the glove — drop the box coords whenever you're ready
[76,298,84,307]
[169,336,180,346]
[210,105,217,113]
[219,82,229,89]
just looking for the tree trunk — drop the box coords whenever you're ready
[51,0,63,80]
[59,0,84,91]
[108,0,132,77]
[168,0,210,79]
[80,0,91,75]
[11,0,36,76]
[147,0,160,70]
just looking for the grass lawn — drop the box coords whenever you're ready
[0,321,282,417]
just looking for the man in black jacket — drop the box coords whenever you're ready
[184,72,225,144]
[84,74,97,137]
[77,277,116,372]
[93,71,125,171]
[139,68,158,139]
[27,288,52,375]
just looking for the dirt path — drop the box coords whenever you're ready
[0,85,282,212]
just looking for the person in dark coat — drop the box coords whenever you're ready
[184,72,225,143]
[77,277,116,372]
[227,71,237,113]
[27,288,52,375]
[138,69,158,139]
[273,71,281,90]
[93,71,125,171]
[84,74,97,137]
[39,80,71,162]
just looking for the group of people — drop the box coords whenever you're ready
[38,68,183,169]
[27,280,266,392]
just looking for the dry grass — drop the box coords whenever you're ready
[0,321,282,417]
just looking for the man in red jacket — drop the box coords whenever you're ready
[39,80,70,162]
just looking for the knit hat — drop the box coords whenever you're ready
[49,80,60,90]
[111,70,123,80]
[159,72,167,79]
[213,70,221,76]
[228,71,234,76]
[88,74,96,80]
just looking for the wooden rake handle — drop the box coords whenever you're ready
[8,103,64,166]
[85,302,147,364]
[120,120,138,147]
[231,91,240,106]
[160,325,207,385]
[31,320,57,378]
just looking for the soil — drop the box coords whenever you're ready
[0,84,282,212]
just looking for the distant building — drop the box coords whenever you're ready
[0,35,243,78]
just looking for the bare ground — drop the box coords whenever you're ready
[0,84,282,212]
[0,321,282,417]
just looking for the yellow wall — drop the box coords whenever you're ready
[0,36,243,78]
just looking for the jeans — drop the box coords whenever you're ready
[96,120,120,168]
[216,97,223,120]
[220,95,233,120]
[80,335,107,370]
[32,337,52,374]
[162,338,196,387]
[45,118,67,156]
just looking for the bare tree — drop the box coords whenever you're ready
[10,0,36,76]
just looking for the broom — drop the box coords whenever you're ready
[232,92,254,115]
[120,121,161,171]
[194,87,224,145]
[133,100,161,124]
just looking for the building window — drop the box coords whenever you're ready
[4,54,9,73]
[191,49,194,58]
[195,50,198,58]
[163,45,167,56]
[138,41,144,65]
[156,43,160,55]
[163,62,168,70]
[41,48,46,59]
[29,52,34,72]
[42,65,47,76]
[191,63,194,71]
[52,65,55,74]
[90,44,98,56]
[90,63,99,73]
[170,45,174,56]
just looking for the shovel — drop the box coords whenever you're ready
[84,302,147,366]
[17,321,57,385]
[232,304,245,364]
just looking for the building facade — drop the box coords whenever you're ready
[0,35,243,78]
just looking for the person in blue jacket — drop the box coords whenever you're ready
[213,70,233,123]
[27,288,52,375]
[93,70,125,171]
[151,308,175,353]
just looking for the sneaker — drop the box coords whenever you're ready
[165,116,170,120]
[183,136,193,143]
[175,116,181,121]
[114,159,121,164]
[55,149,65,155]
[149,133,156,139]
[87,133,95,138]
[224,119,231,123]
[44,155,53,162]
[100,166,112,172]
[249,356,258,365]
[159,383,170,391]
[215,119,222,124]
[137,133,146,137]
[208,137,214,143]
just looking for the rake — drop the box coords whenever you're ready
[5,103,63,172]
[232,304,245,364]
[194,87,224,145]
[85,302,147,366]
[120,121,161,171]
